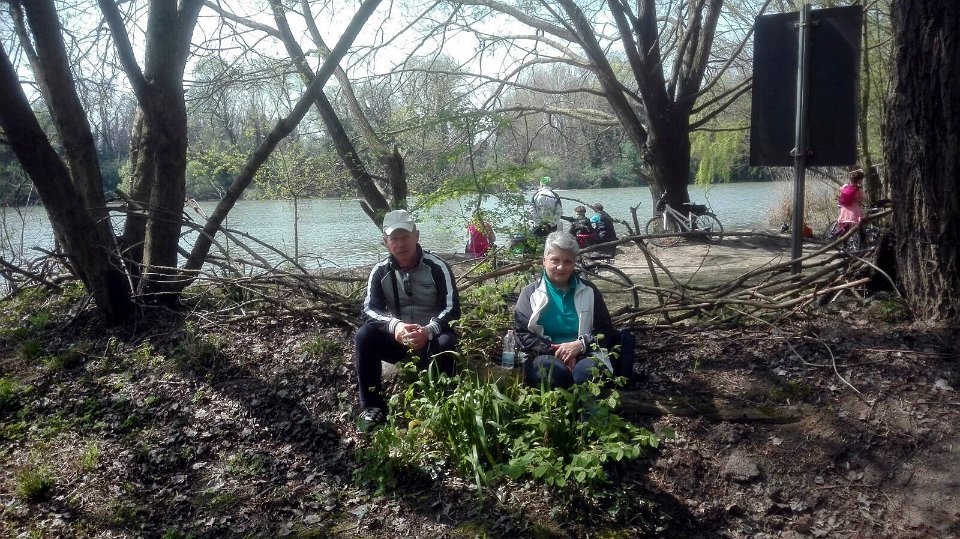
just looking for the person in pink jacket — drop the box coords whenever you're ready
[837,169,865,228]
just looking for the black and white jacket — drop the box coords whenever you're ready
[361,245,460,337]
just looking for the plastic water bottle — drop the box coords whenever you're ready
[501,330,516,367]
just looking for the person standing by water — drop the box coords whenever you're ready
[590,203,618,257]
[465,209,496,258]
[513,231,635,389]
[530,176,563,237]
[354,209,460,431]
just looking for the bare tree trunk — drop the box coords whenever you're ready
[858,8,878,202]
[885,0,960,321]
[0,38,133,322]
[119,110,151,285]
[646,111,694,209]
[138,95,189,299]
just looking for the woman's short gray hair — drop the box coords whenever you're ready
[543,231,579,258]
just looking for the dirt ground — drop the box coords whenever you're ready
[611,230,811,286]
[1,236,959,538]
[628,317,959,538]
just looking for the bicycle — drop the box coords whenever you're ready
[644,192,724,247]
[822,201,891,254]
[504,232,639,313]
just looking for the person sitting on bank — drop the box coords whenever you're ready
[530,176,563,237]
[354,209,460,430]
[590,203,618,258]
[465,209,496,258]
[564,205,595,247]
[513,231,635,389]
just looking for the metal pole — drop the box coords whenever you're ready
[790,3,813,274]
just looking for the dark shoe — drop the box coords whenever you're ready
[357,407,386,433]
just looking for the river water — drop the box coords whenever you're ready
[2,181,800,271]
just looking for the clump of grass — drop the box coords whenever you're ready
[44,346,85,371]
[301,334,344,359]
[15,465,56,503]
[171,322,221,374]
[0,377,25,412]
[80,441,101,472]
[17,339,44,361]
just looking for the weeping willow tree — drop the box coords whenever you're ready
[690,130,747,185]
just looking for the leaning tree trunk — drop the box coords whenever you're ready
[885,0,960,321]
[0,2,133,322]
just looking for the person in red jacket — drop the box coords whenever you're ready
[465,209,496,258]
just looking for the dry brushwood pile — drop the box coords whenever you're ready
[1,225,958,538]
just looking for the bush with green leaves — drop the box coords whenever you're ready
[453,275,527,364]
[356,359,659,496]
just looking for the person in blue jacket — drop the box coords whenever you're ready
[513,231,635,388]
[354,209,460,430]
[590,203,618,258]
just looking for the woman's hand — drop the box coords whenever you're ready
[551,341,585,370]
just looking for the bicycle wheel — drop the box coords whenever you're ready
[822,221,841,244]
[580,262,639,314]
[645,216,680,247]
[693,213,723,244]
[843,228,862,253]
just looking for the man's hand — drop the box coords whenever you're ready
[395,323,430,352]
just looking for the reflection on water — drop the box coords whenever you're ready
[2,182,798,270]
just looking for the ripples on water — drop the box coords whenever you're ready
[2,182,808,271]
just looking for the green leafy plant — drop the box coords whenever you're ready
[356,359,658,496]
[223,451,270,478]
[768,379,812,404]
[453,276,526,364]
[865,297,908,323]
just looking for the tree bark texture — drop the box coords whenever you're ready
[0,37,133,322]
[885,0,960,321]
[119,110,151,286]
[98,0,202,301]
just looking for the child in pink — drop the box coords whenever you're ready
[465,210,496,257]
[837,169,864,227]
